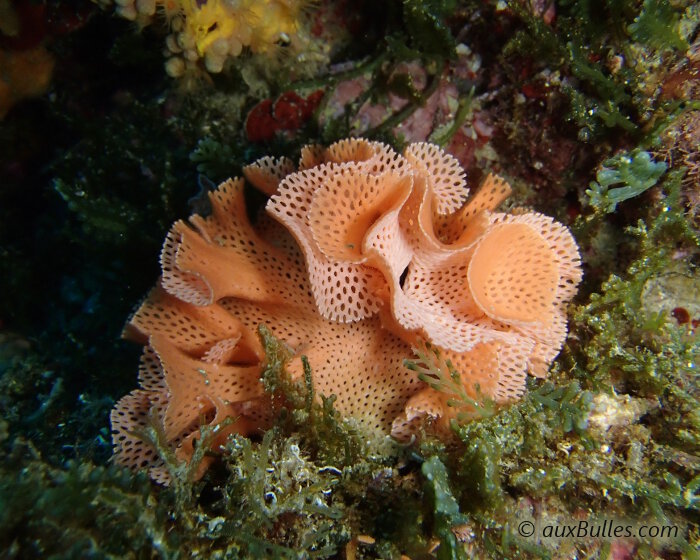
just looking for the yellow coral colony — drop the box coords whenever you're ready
[94,0,304,75]
[111,139,582,481]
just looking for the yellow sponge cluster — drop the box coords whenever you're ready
[96,0,305,75]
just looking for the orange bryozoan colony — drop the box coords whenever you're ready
[112,138,582,481]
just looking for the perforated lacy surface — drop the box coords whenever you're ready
[112,176,421,479]
[112,139,582,480]
[266,139,581,354]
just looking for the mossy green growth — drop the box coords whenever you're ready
[452,380,595,510]
[0,428,350,558]
[562,168,699,525]
[628,0,689,51]
[438,176,697,545]
[189,136,239,182]
[258,324,372,468]
[574,170,698,391]
[0,439,166,558]
[502,0,690,141]
[218,430,349,558]
[502,0,636,138]
[403,0,457,60]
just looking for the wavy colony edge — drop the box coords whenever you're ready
[112,138,582,482]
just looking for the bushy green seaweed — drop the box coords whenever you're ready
[503,0,691,140]
[222,431,347,557]
[189,137,239,182]
[563,169,699,527]
[405,343,497,423]
[258,326,361,464]
[585,150,667,213]
[452,380,595,509]
[403,0,457,60]
[443,169,697,545]
[421,456,470,560]
[0,413,351,558]
[575,170,698,391]
[628,0,689,51]
[0,439,165,558]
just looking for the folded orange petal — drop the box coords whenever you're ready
[404,142,468,215]
[243,155,295,196]
[309,170,412,263]
[436,173,511,243]
[468,222,559,324]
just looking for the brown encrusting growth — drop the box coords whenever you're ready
[112,139,582,480]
